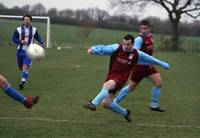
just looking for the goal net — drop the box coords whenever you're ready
[0,15,52,48]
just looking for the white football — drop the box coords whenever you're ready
[26,43,45,61]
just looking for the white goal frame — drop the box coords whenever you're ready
[0,15,51,48]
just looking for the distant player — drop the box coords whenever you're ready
[113,19,167,112]
[0,74,39,109]
[12,15,43,89]
[83,34,169,122]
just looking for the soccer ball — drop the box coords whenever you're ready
[26,43,45,61]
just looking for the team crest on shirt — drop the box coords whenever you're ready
[116,58,131,65]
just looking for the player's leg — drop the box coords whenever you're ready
[0,74,39,109]
[83,80,116,111]
[148,73,165,112]
[17,54,26,89]
[92,80,116,106]
[101,92,131,122]
[16,54,23,71]
[0,75,26,103]
[113,68,145,103]
[137,51,170,70]
[113,80,138,103]
[19,56,32,89]
[19,64,29,89]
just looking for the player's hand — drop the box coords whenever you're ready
[21,40,27,45]
[87,48,93,54]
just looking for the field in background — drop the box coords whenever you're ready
[0,19,200,138]
[0,19,200,51]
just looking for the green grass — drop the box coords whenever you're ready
[0,19,200,138]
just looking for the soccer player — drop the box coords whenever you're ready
[0,74,39,109]
[12,15,43,89]
[113,19,167,112]
[83,34,169,122]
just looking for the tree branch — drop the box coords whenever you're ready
[174,0,180,7]
[119,0,150,6]
[182,4,200,13]
[155,0,172,14]
[115,0,152,10]
[179,0,192,11]
[163,0,174,6]
[185,12,200,18]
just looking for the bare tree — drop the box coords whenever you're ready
[31,3,46,15]
[47,8,58,17]
[110,0,200,50]
[22,5,30,12]
[87,8,110,21]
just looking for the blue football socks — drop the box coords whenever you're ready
[150,87,161,108]
[21,70,29,82]
[3,85,27,103]
[113,86,130,103]
[92,88,109,106]
[108,102,128,116]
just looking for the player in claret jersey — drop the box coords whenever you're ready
[83,34,169,122]
[113,19,167,112]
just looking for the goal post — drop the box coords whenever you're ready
[0,15,51,48]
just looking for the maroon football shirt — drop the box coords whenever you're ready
[139,33,154,55]
[105,44,138,90]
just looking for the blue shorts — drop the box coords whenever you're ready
[16,54,32,69]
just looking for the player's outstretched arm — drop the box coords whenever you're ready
[137,50,170,70]
[87,44,119,56]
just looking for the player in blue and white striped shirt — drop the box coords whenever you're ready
[12,15,43,89]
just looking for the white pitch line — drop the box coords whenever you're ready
[0,117,200,129]
[137,123,200,129]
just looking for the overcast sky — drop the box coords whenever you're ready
[0,0,196,22]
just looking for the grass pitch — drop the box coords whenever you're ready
[0,19,200,138]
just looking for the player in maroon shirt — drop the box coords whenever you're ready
[113,19,167,112]
[83,34,170,122]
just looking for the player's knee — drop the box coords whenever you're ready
[101,100,110,108]
[103,83,109,89]
[0,75,6,82]
[155,81,162,88]
[103,83,114,90]
[0,75,7,88]
[22,65,29,70]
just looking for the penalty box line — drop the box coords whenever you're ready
[0,117,200,129]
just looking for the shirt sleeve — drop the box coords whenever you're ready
[134,36,143,50]
[34,30,43,45]
[12,29,21,45]
[91,43,119,56]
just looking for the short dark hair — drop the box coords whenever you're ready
[124,34,134,44]
[140,19,150,27]
[23,15,32,21]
